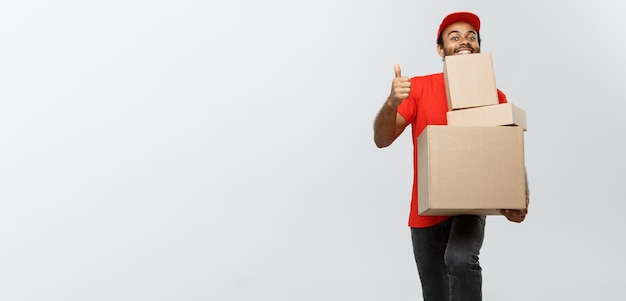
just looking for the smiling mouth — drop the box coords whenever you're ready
[456,49,473,55]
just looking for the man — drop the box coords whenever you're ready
[373,12,529,301]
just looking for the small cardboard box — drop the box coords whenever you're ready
[444,52,499,110]
[446,102,528,131]
[418,125,526,215]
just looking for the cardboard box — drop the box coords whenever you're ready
[444,52,499,110]
[446,102,528,131]
[418,125,526,215]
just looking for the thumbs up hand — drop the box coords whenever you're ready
[389,64,411,105]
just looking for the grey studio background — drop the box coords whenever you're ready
[0,1,624,300]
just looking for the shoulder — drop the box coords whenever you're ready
[407,73,444,93]
[496,89,508,103]
[410,72,444,84]
[410,72,443,80]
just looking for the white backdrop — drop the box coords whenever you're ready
[1,1,625,300]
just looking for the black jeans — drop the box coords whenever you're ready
[410,215,486,301]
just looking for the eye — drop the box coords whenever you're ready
[451,37,459,41]
[468,36,476,41]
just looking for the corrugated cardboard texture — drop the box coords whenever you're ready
[444,52,498,110]
[418,126,526,215]
[446,102,528,131]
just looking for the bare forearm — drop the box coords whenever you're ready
[373,98,400,148]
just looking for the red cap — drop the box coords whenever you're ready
[437,12,480,40]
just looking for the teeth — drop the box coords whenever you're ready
[457,50,471,55]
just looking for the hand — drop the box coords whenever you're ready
[389,64,411,105]
[499,208,528,223]
[499,194,529,223]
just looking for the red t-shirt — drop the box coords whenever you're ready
[396,72,508,228]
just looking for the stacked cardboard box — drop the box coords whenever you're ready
[418,52,527,216]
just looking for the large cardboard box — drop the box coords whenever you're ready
[418,125,526,215]
[444,52,499,110]
[446,102,528,131]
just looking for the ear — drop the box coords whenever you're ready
[437,44,445,58]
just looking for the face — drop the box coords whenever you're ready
[437,21,480,57]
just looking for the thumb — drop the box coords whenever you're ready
[394,64,402,78]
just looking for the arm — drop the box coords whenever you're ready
[373,101,407,148]
[500,168,530,223]
[373,64,410,148]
